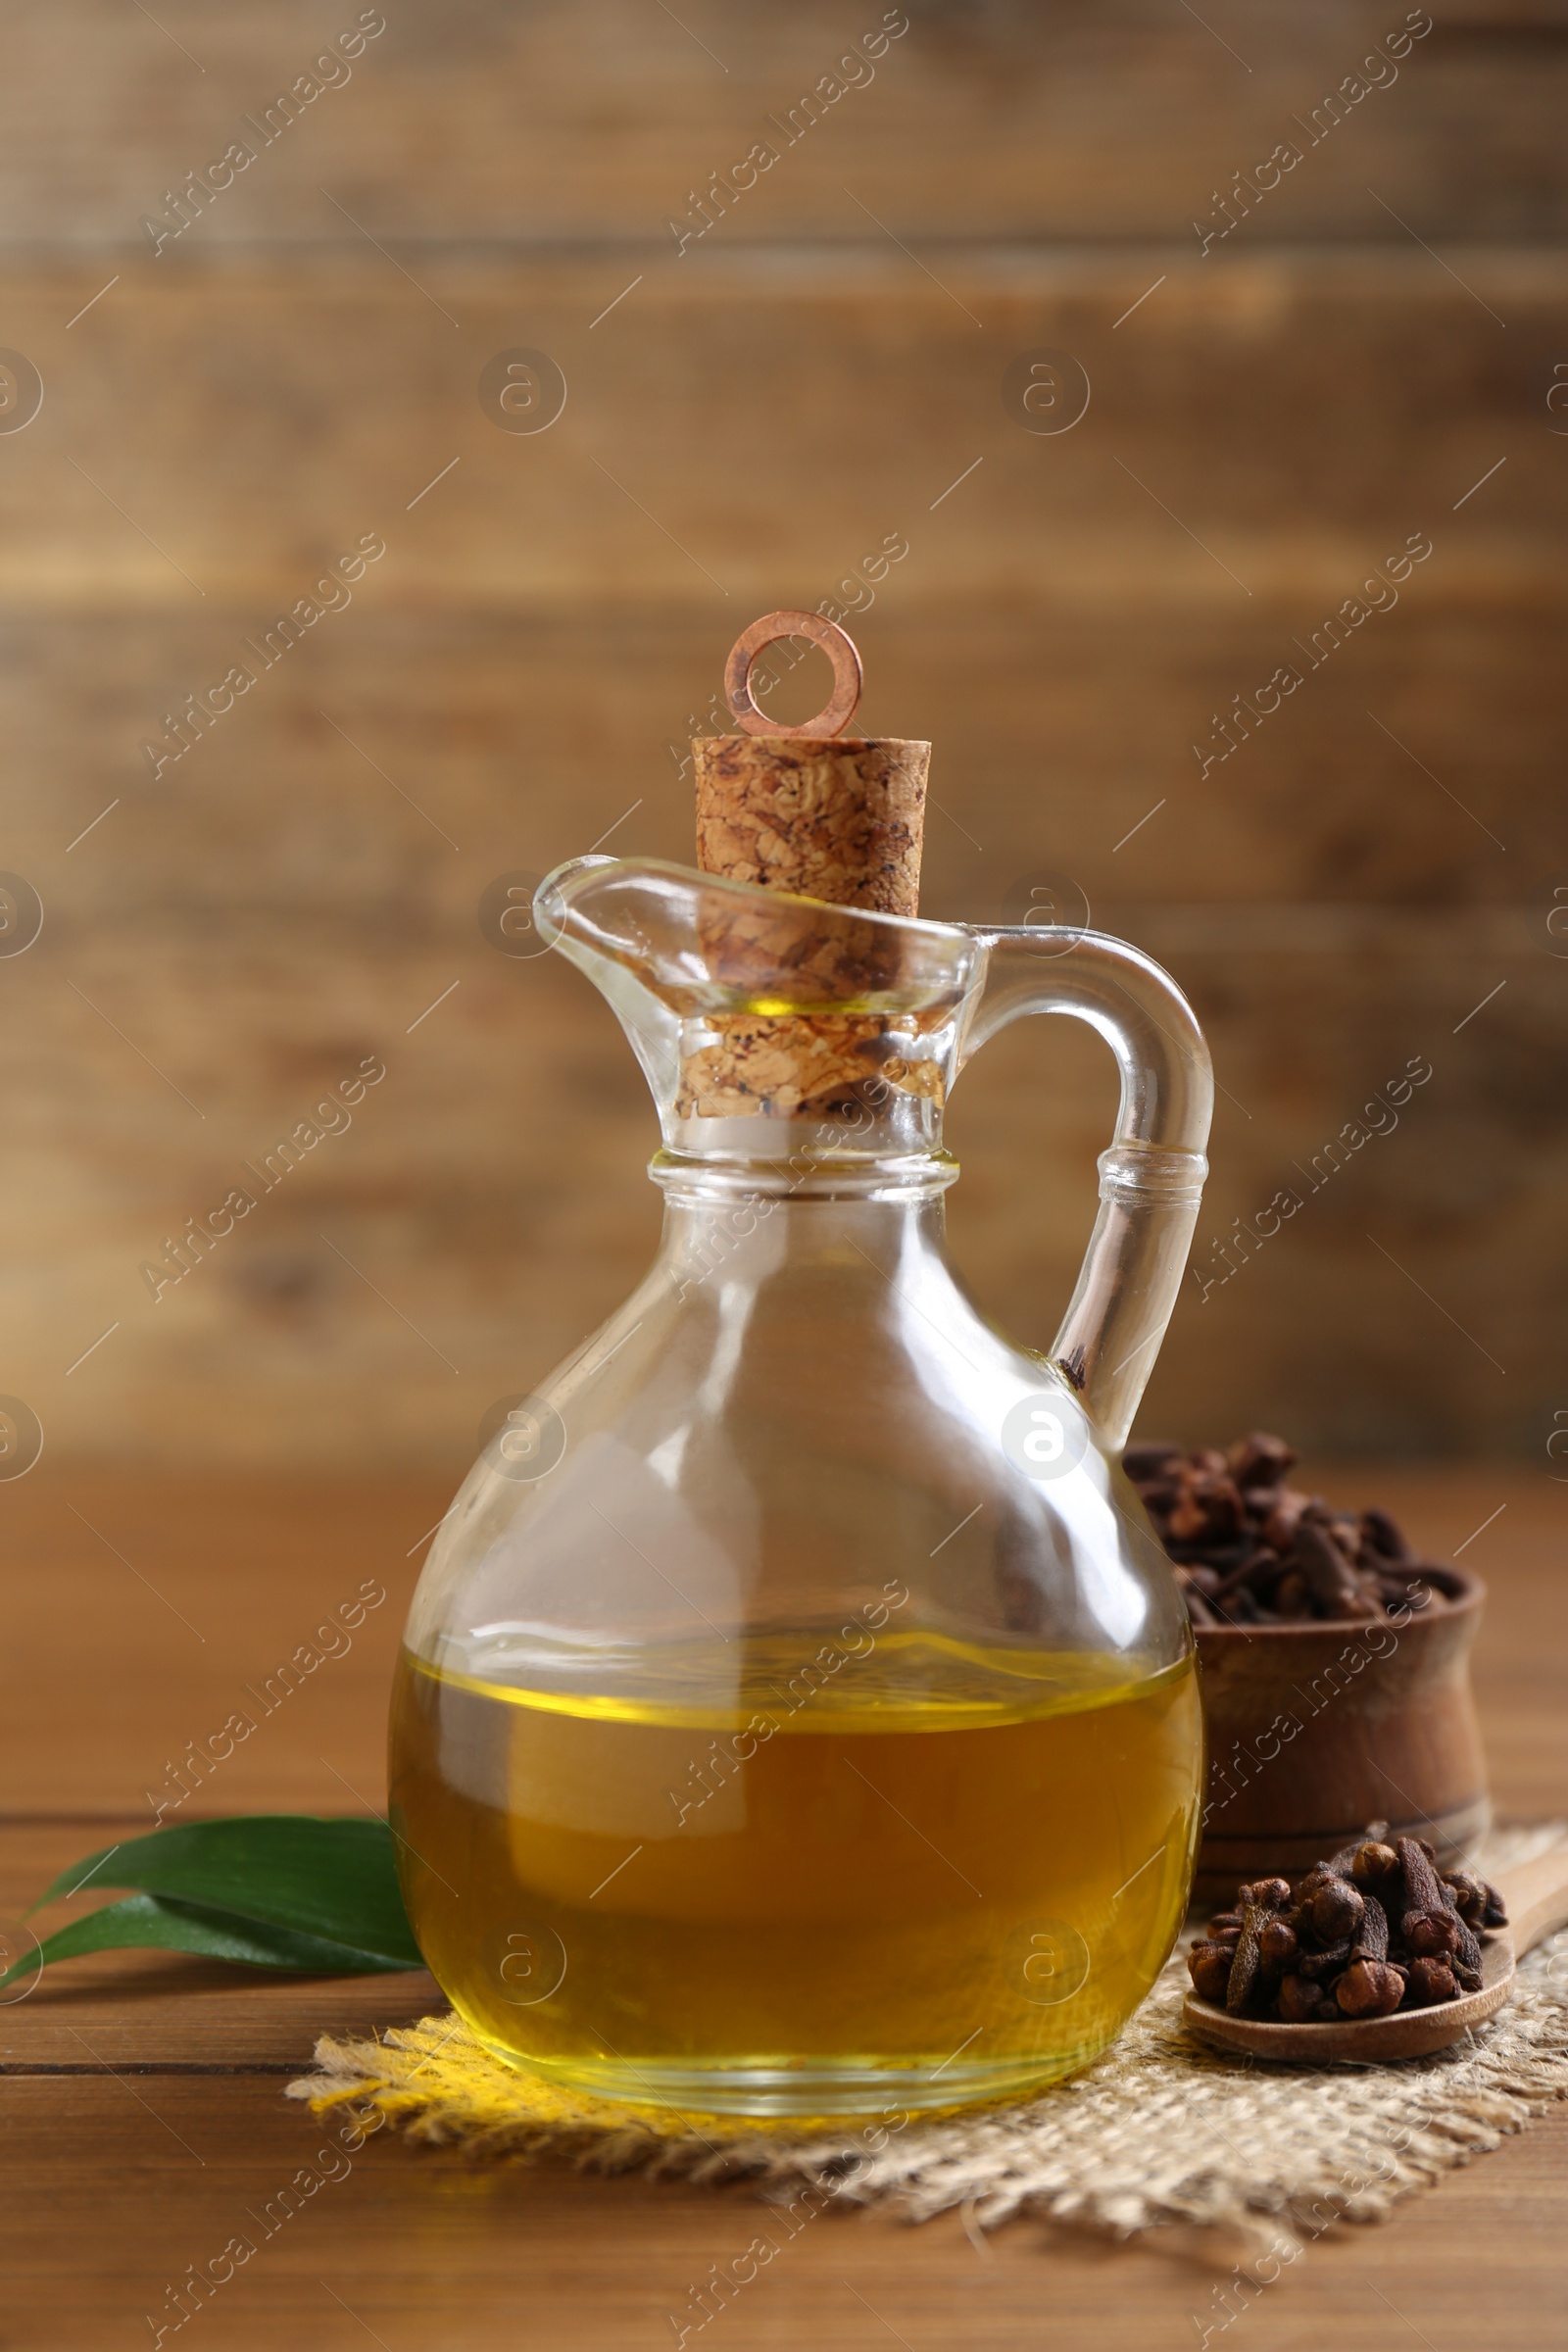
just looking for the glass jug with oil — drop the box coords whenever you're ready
[391,614,1212,2119]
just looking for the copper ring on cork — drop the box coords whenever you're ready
[723,610,863,739]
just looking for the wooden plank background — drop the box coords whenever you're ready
[0,0,1564,1474]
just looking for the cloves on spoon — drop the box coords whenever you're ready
[1184,1845,1568,2062]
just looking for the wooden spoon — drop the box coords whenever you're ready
[1184,1844,1568,2062]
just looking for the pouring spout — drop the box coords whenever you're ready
[536,855,981,1170]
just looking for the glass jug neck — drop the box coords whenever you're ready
[651,1146,959,1206]
[653,1167,951,1300]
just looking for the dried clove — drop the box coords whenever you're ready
[1242,1877,1294,1910]
[1405,1911,1459,1959]
[1293,1519,1379,1621]
[1294,1937,1353,1983]
[1187,1942,1235,2003]
[1350,1894,1390,1964]
[1442,1895,1486,1993]
[1277,1974,1333,2024]
[1360,1506,1411,1562]
[1260,1489,1310,1555]
[1336,1959,1405,2018]
[1225,1884,1292,2015]
[1229,1432,1298,1490]
[1188,1831,1507,2026]
[1351,1839,1399,1887]
[1405,1955,1458,2007]
[1444,1870,1489,1929]
[1257,1917,1299,1978]
[1307,1874,1365,1943]
[1396,1836,1460,1957]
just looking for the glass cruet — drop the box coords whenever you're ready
[389,843,1213,2120]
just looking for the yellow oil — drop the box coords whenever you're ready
[389,1635,1201,2118]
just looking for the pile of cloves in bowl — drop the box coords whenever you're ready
[1189,1828,1508,2022]
[1123,1432,1469,1627]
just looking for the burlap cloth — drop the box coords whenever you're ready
[288,1828,1568,2254]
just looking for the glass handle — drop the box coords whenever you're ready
[956,927,1212,1447]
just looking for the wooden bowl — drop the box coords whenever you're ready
[1192,1568,1489,1902]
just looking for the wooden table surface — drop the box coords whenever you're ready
[1,1466,1563,2350]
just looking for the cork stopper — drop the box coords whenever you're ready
[680,612,936,1122]
[694,735,929,916]
[694,611,928,914]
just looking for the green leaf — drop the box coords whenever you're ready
[0,1891,417,1990]
[6,1815,424,1989]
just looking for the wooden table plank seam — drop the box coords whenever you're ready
[0,2060,310,2076]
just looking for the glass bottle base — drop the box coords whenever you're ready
[470,2031,1115,2122]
